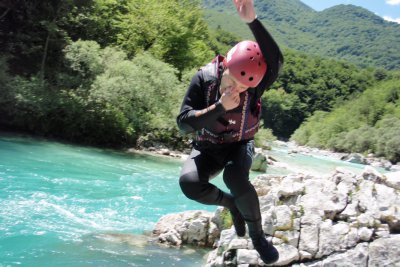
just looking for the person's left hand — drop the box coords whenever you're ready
[232,0,256,23]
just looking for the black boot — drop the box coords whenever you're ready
[250,229,279,264]
[235,189,279,264]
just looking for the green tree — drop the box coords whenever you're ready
[116,0,214,72]
[262,88,306,138]
[263,49,375,138]
[0,0,92,81]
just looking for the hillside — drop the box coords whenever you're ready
[203,0,400,70]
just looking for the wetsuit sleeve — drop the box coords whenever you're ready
[248,18,284,100]
[176,71,226,134]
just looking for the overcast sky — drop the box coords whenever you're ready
[300,0,400,23]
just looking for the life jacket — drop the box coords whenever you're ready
[195,55,261,144]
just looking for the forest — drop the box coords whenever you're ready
[204,0,400,70]
[0,0,399,163]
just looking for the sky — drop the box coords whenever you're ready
[300,0,400,23]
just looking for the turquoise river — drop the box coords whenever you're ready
[0,132,382,267]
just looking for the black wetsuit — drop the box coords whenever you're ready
[176,18,283,238]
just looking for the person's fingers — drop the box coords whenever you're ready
[233,94,240,103]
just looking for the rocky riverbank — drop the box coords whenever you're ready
[151,167,400,266]
[127,140,400,173]
[282,141,400,172]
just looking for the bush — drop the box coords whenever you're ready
[88,50,184,143]
[1,41,187,148]
[374,117,400,163]
[254,128,277,149]
[262,88,307,138]
[291,78,400,162]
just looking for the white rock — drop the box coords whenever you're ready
[357,213,375,227]
[228,238,249,250]
[277,176,305,198]
[165,166,400,266]
[362,166,384,182]
[218,228,237,248]
[344,227,359,248]
[320,242,369,266]
[275,227,300,248]
[384,171,400,190]
[273,244,300,266]
[252,174,281,196]
[355,180,379,217]
[341,153,366,164]
[208,221,220,246]
[339,201,358,220]
[355,178,400,232]
[153,210,213,246]
[331,168,357,185]
[369,235,400,267]
[317,220,355,258]
[390,165,400,172]
[158,229,181,246]
[299,178,347,219]
[298,214,322,257]
[205,249,219,266]
[299,250,313,261]
[358,227,373,241]
[211,207,226,231]
[251,152,268,172]
[374,224,391,238]
[237,249,259,265]
[274,205,294,230]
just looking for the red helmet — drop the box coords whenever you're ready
[223,40,267,88]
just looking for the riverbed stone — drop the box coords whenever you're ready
[341,153,366,164]
[251,152,268,172]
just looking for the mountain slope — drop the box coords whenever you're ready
[203,0,400,70]
[305,5,400,70]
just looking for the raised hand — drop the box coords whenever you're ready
[220,88,241,111]
[232,0,256,23]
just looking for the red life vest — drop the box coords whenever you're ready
[195,56,261,144]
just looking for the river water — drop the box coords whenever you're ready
[0,133,383,266]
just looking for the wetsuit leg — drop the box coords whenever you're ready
[223,140,279,263]
[179,148,236,209]
[222,140,263,236]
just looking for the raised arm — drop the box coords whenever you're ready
[233,0,283,97]
[233,0,257,23]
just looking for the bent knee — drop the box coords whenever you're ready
[179,172,202,200]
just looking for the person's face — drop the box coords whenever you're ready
[220,68,249,94]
